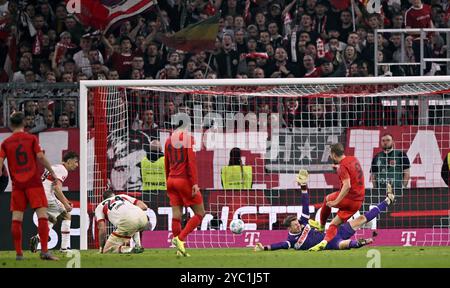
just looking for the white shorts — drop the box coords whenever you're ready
[115,208,149,237]
[107,209,149,247]
[47,199,66,220]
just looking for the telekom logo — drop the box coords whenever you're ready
[244,232,260,247]
[401,231,417,246]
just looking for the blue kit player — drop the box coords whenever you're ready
[255,169,395,251]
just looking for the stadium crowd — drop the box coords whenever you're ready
[0,0,449,129]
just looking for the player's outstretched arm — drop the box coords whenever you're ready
[254,241,290,251]
[97,220,107,253]
[135,200,148,211]
[0,157,5,173]
[296,169,311,225]
[53,180,72,212]
[328,178,350,207]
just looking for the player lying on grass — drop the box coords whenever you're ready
[30,151,79,253]
[255,169,394,251]
[95,190,150,254]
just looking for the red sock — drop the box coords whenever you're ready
[38,218,49,253]
[172,218,181,238]
[178,214,203,241]
[324,224,338,242]
[320,197,331,226]
[11,220,23,256]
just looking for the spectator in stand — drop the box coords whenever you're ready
[193,69,205,79]
[108,70,120,80]
[268,47,298,78]
[74,35,104,79]
[253,67,265,78]
[303,54,321,77]
[267,21,283,49]
[43,109,55,129]
[24,112,35,131]
[164,100,177,129]
[255,11,267,32]
[215,33,240,78]
[58,112,71,128]
[13,57,32,83]
[0,0,448,105]
[338,10,354,43]
[46,72,57,83]
[182,58,197,79]
[62,100,77,127]
[285,98,302,128]
[405,0,435,74]
[131,56,145,79]
[24,70,36,83]
[103,36,134,79]
[303,101,338,129]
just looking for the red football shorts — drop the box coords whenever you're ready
[10,180,47,212]
[327,191,363,222]
[166,177,203,207]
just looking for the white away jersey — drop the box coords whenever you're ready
[95,194,140,226]
[42,164,68,201]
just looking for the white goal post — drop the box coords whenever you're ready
[79,76,450,250]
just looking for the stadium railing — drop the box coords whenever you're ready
[0,83,79,128]
[374,28,450,76]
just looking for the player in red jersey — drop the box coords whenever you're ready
[0,112,59,260]
[309,143,366,251]
[164,127,205,257]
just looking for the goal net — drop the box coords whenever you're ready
[80,77,450,250]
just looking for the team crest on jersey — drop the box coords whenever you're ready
[389,159,396,166]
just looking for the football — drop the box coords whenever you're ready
[229,219,245,234]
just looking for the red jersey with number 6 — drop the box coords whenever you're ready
[337,156,365,201]
[0,132,42,184]
[164,131,198,185]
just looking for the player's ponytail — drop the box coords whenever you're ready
[229,147,245,187]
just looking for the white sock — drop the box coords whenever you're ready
[119,246,133,254]
[132,232,141,247]
[61,220,71,249]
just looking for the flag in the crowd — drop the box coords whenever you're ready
[329,0,351,10]
[54,39,77,65]
[245,52,269,59]
[0,16,15,82]
[19,10,36,37]
[360,0,382,14]
[204,0,216,16]
[161,13,220,53]
[32,31,43,55]
[65,0,155,32]
[0,17,9,40]
[1,35,17,82]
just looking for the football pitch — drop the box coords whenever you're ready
[1,247,450,268]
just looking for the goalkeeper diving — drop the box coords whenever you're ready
[255,169,394,251]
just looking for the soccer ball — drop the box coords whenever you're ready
[229,219,245,234]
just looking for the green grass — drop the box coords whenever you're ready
[1,247,450,268]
